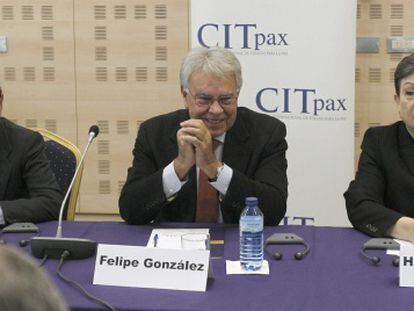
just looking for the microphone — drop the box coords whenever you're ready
[31,126,100,260]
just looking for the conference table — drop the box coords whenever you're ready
[2,221,414,311]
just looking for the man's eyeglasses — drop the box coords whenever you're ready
[186,89,237,108]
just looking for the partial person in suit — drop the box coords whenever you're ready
[0,86,62,225]
[0,245,67,311]
[119,47,288,225]
[345,53,414,242]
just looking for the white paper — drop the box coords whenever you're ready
[386,239,412,256]
[93,244,210,292]
[226,260,269,275]
[147,228,209,249]
[399,244,414,287]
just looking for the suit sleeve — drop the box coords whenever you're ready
[344,128,402,237]
[1,132,62,223]
[222,121,288,226]
[119,123,168,224]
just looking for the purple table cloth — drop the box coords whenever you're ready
[2,221,412,311]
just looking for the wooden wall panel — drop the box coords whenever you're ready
[355,0,413,169]
[1,0,188,216]
[73,0,189,214]
[0,1,76,142]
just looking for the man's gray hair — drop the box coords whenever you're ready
[180,47,242,90]
[0,246,67,311]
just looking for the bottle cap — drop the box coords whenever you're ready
[245,197,258,206]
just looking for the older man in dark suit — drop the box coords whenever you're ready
[0,87,62,225]
[119,47,288,225]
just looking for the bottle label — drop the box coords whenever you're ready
[240,216,263,232]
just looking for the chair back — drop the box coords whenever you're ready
[34,129,81,221]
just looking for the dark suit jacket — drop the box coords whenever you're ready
[119,107,288,226]
[0,117,62,224]
[344,121,414,237]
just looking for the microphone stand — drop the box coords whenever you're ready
[31,127,99,260]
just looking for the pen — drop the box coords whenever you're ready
[153,234,158,248]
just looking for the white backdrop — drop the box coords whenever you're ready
[190,0,356,226]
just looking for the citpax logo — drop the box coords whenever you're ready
[197,23,288,51]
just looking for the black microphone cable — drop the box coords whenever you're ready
[38,253,48,267]
[57,251,116,311]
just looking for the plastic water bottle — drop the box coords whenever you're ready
[239,197,263,270]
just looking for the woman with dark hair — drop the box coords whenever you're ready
[345,53,414,242]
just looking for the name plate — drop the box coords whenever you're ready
[93,244,210,292]
[399,244,414,287]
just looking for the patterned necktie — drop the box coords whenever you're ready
[196,140,221,223]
